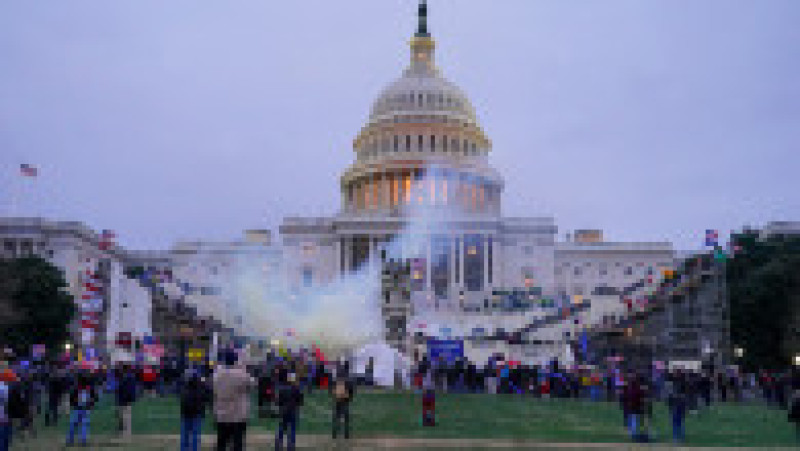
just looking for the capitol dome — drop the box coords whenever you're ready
[367,69,479,125]
[340,1,503,217]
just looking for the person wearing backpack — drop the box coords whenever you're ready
[66,371,97,447]
[180,369,210,451]
[275,372,303,451]
[330,362,355,440]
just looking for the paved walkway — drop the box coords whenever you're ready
[12,433,797,450]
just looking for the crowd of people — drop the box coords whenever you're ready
[0,348,358,451]
[0,350,799,450]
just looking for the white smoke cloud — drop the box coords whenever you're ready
[220,168,474,355]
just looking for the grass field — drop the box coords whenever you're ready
[12,390,799,449]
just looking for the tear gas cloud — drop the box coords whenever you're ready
[221,170,471,353]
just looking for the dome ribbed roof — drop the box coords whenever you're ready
[368,72,478,124]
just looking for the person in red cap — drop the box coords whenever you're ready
[0,365,17,451]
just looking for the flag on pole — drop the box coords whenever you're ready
[99,229,116,251]
[20,164,38,177]
[704,229,719,247]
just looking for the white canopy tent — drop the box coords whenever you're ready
[353,342,412,387]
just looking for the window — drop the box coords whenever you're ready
[418,135,423,151]
[418,93,423,107]
[625,266,633,276]
[472,143,477,154]
[406,135,411,152]
[302,267,313,287]
[463,140,469,156]
[523,245,534,256]
[443,136,448,151]
[430,135,435,152]
[599,263,608,277]
[393,135,398,152]
[574,266,582,276]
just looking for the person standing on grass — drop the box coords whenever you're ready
[622,372,644,442]
[45,365,66,426]
[667,371,688,443]
[330,362,355,440]
[787,368,800,442]
[275,372,304,451]
[422,387,436,426]
[213,349,255,451]
[116,363,137,440]
[66,371,97,447]
[0,364,14,451]
[7,369,29,442]
[180,368,211,451]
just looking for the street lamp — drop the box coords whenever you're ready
[734,347,744,359]
[794,354,800,367]
[64,343,72,351]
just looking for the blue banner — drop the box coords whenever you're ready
[427,339,464,363]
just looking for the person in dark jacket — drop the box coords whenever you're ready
[45,367,66,426]
[257,366,278,418]
[330,363,356,440]
[668,371,688,443]
[422,388,436,426]
[116,364,137,439]
[623,373,645,442]
[180,369,210,451]
[275,372,304,451]
[7,372,29,442]
[66,371,97,447]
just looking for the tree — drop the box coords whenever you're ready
[0,256,76,358]
[728,232,800,370]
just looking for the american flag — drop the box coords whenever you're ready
[20,163,38,177]
[704,229,719,247]
[99,229,116,251]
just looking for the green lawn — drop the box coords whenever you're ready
[21,391,800,447]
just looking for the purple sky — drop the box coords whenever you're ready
[1,0,798,251]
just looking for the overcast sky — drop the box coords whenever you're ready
[1,0,798,252]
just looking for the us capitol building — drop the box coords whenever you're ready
[0,2,676,364]
[276,2,674,361]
